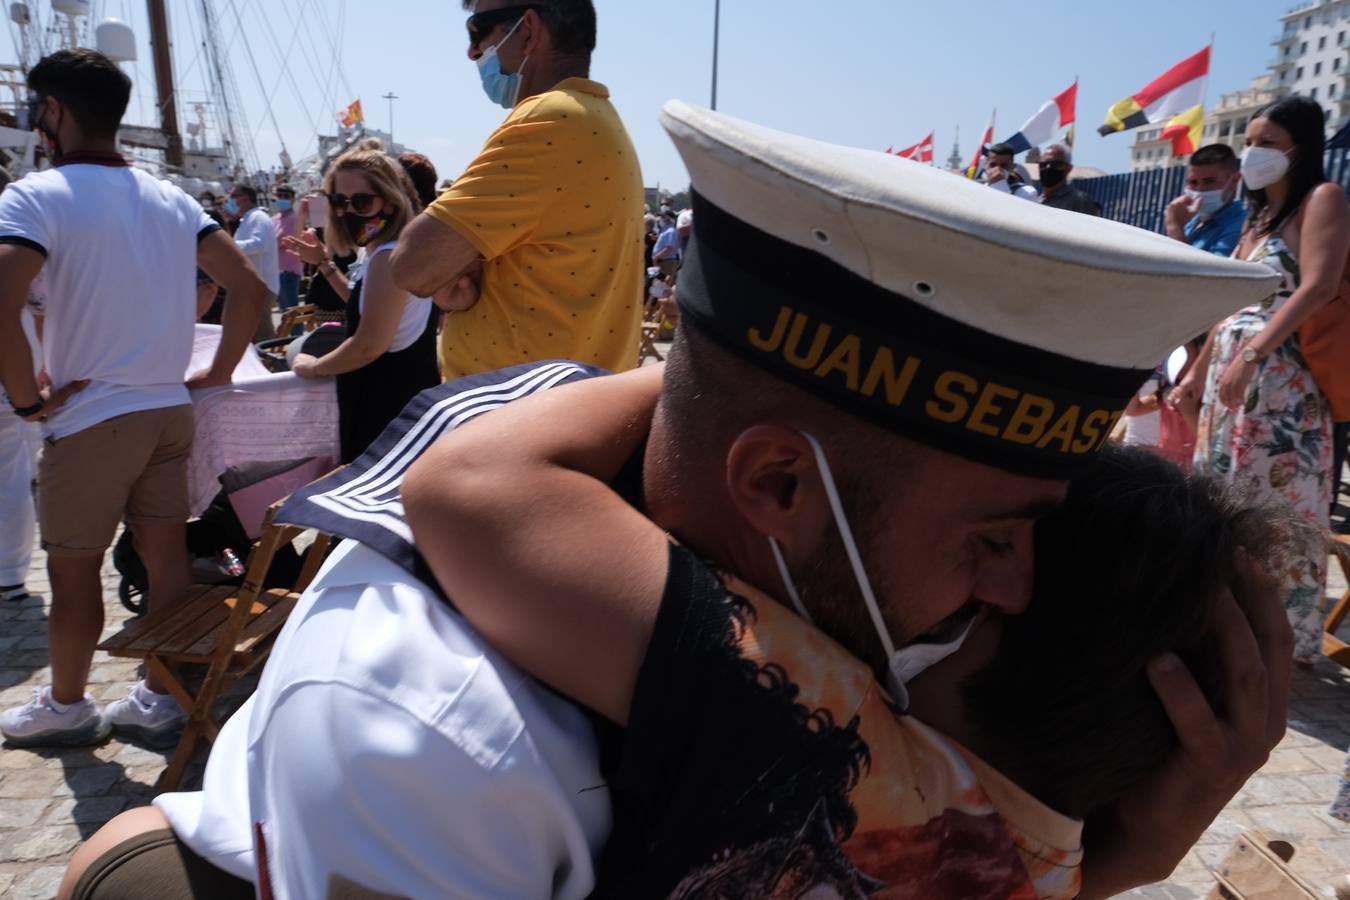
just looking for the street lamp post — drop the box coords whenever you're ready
[710,0,720,110]
[382,92,399,144]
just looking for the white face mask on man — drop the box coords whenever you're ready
[1240,146,1292,191]
[766,431,981,710]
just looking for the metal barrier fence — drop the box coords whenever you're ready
[1074,146,1350,234]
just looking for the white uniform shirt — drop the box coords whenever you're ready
[233,206,281,294]
[989,178,1041,202]
[156,539,611,899]
[0,162,215,438]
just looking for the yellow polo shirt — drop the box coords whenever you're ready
[427,78,645,380]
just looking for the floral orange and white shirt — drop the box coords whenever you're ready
[599,543,1083,899]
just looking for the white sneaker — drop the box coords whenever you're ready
[106,681,185,749]
[0,687,110,748]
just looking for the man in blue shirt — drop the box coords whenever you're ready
[1165,144,1245,258]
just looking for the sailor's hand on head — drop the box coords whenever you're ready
[1078,548,1288,898]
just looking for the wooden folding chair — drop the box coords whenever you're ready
[1324,533,1350,669]
[278,302,320,336]
[639,322,665,364]
[98,502,333,790]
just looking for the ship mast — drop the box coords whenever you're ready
[146,0,182,169]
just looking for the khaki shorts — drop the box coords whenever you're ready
[71,828,252,900]
[39,405,194,557]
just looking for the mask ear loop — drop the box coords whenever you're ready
[798,432,896,663]
[767,537,813,623]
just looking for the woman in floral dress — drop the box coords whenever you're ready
[1179,96,1349,663]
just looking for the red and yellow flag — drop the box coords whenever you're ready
[1099,47,1209,158]
[339,99,364,129]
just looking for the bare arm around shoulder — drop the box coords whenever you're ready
[193,230,270,388]
[389,213,481,299]
[402,366,668,725]
[294,251,404,378]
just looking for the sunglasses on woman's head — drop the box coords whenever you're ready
[465,4,541,48]
[327,192,379,214]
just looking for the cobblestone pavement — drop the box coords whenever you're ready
[2,529,1349,898]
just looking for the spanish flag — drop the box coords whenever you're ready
[1099,46,1209,156]
[339,99,364,129]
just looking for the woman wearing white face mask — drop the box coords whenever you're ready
[1180,95,1350,664]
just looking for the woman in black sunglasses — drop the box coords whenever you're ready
[290,139,441,463]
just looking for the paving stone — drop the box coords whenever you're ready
[0,766,63,798]
[1246,803,1337,839]
[1234,773,1320,806]
[4,825,82,862]
[15,636,48,651]
[10,864,66,899]
[113,743,171,768]
[44,795,127,825]
[1257,747,1323,775]
[51,763,125,798]
[0,800,48,829]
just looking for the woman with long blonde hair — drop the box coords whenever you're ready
[290,139,440,462]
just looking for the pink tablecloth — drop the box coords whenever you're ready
[185,326,340,517]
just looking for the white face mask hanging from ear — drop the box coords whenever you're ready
[767,431,980,710]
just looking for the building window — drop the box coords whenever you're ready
[1281,70,1288,82]
[1316,61,1323,75]
[1338,57,1344,71]
[1286,45,1293,57]
[1220,121,1231,137]
[1298,66,1305,79]
[1301,41,1308,54]
[1306,15,1312,28]
[1320,35,1328,49]
[1313,86,1320,99]
[1334,83,1340,97]
[1340,30,1346,44]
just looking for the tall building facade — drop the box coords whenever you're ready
[1271,0,1350,132]
[1131,0,1350,172]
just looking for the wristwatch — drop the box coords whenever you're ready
[1241,345,1264,364]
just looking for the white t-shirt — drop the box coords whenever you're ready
[155,540,610,899]
[989,178,1041,202]
[0,161,217,438]
[351,242,433,353]
[233,206,280,295]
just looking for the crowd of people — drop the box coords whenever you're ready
[0,0,1347,897]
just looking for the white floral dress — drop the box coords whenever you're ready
[1193,232,1333,660]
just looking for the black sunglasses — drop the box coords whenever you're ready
[465,4,541,48]
[327,192,380,214]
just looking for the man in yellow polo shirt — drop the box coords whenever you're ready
[392,0,644,380]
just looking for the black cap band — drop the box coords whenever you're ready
[677,191,1154,478]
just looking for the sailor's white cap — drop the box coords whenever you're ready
[660,100,1278,477]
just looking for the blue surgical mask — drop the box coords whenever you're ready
[276,198,293,212]
[767,432,980,710]
[1186,188,1226,218]
[476,16,528,109]
[223,197,240,216]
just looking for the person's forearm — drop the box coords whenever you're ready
[390,213,481,297]
[0,319,39,408]
[309,336,384,376]
[1248,280,1339,357]
[1185,326,1218,389]
[208,281,267,379]
[1165,216,1187,243]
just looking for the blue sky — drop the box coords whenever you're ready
[11,0,1287,188]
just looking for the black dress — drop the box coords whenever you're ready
[335,251,440,463]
